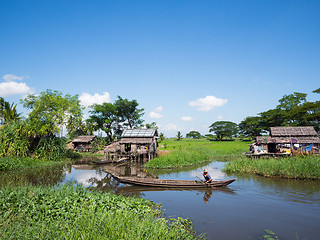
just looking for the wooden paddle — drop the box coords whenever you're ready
[196,176,218,189]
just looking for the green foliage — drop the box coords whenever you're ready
[186,131,202,139]
[146,139,250,169]
[88,102,117,141]
[0,120,33,157]
[34,136,67,161]
[0,99,22,124]
[114,96,145,129]
[21,89,84,137]
[209,121,238,140]
[224,156,320,179]
[176,131,183,141]
[0,157,65,172]
[239,116,264,139]
[262,229,280,240]
[0,184,199,240]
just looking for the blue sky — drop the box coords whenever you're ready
[1,0,319,137]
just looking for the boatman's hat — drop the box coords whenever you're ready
[203,169,208,172]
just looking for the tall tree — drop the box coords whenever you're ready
[114,96,144,129]
[277,92,307,111]
[21,89,83,137]
[209,121,238,140]
[186,131,201,139]
[239,116,264,139]
[87,102,117,141]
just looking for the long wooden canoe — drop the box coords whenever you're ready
[111,174,236,188]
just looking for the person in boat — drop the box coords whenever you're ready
[203,169,212,183]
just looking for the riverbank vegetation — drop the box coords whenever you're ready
[224,155,320,180]
[145,139,250,169]
[0,184,200,240]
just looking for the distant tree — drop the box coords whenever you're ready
[258,108,287,130]
[239,116,264,139]
[205,134,215,140]
[159,132,165,142]
[145,122,158,129]
[209,121,238,140]
[176,131,183,141]
[186,131,201,139]
[114,96,144,130]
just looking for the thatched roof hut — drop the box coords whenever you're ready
[72,135,97,151]
[253,126,320,154]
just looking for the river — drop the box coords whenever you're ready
[1,160,319,240]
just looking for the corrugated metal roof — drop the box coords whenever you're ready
[119,138,153,144]
[121,128,157,138]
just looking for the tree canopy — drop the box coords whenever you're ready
[186,131,202,139]
[209,121,238,140]
[21,89,83,137]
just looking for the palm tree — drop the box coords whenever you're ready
[176,131,183,141]
[2,101,22,124]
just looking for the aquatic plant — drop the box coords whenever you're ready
[0,184,201,239]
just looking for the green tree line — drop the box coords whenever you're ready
[0,90,145,160]
[207,88,320,140]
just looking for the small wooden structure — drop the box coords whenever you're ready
[72,135,97,152]
[104,128,158,161]
[248,126,320,156]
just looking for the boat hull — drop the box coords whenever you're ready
[111,175,236,188]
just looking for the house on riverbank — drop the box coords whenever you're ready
[249,126,320,156]
[71,135,97,152]
[104,128,158,161]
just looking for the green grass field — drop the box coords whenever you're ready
[145,138,250,168]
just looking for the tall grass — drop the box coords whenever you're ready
[223,155,320,179]
[0,184,201,240]
[145,146,215,168]
[147,139,250,168]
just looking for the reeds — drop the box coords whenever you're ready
[223,155,320,179]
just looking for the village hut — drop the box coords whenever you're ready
[251,126,320,155]
[71,135,97,152]
[110,128,158,161]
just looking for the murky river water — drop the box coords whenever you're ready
[1,160,319,240]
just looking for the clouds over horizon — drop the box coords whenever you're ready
[0,74,33,97]
[79,92,111,107]
[189,96,228,111]
[149,106,163,119]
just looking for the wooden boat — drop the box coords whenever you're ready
[111,174,236,188]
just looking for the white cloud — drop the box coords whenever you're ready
[189,96,228,111]
[0,81,33,97]
[3,74,24,82]
[164,123,178,131]
[217,115,224,120]
[181,116,195,122]
[79,92,111,107]
[149,106,163,119]
[149,111,163,119]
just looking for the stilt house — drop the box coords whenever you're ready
[252,126,320,155]
[104,128,158,161]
